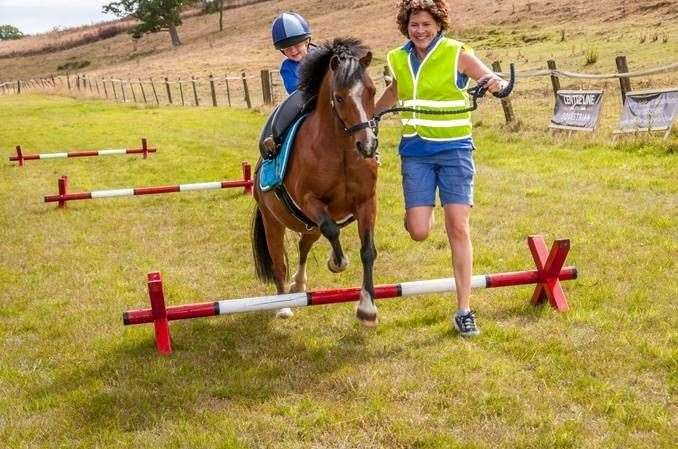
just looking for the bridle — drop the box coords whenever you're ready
[331,98,379,136]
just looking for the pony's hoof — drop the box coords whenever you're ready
[327,252,348,273]
[276,307,294,319]
[288,282,306,293]
[356,308,378,327]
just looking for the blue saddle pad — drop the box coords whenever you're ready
[259,114,308,192]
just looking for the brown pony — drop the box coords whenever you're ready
[251,37,380,325]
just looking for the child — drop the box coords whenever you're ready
[272,11,312,94]
[260,12,314,159]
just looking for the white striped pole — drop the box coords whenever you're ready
[123,237,576,355]
[45,161,252,208]
[9,138,155,166]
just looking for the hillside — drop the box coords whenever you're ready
[1,0,676,83]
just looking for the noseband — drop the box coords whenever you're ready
[330,98,379,136]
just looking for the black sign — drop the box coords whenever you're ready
[550,90,604,131]
[617,88,678,132]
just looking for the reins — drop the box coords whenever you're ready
[374,63,516,123]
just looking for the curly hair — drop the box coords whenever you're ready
[395,0,449,37]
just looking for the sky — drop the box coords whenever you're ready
[0,0,117,35]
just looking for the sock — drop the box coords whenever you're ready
[456,308,471,317]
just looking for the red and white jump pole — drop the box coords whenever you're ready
[45,161,252,208]
[9,138,156,166]
[124,236,577,355]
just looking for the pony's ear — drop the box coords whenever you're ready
[360,51,372,67]
[330,55,340,71]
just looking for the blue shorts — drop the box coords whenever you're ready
[400,150,475,208]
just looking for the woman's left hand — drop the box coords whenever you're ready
[477,73,509,94]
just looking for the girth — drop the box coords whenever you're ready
[273,184,356,231]
[274,184,317,231]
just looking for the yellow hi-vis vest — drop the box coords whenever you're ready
[387,37,472,141]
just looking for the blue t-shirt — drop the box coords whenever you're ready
[280,58,301,94]
[398,34,474,157]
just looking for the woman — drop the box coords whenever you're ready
[375,0,508,337]
[260,12,314,159]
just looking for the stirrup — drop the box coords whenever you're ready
[262,136,278,155]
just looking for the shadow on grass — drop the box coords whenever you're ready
[28,303,453,433]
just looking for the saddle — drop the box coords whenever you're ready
[259,114,308,192]
[258,90,314,160]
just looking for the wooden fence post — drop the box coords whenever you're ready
[17,80,21,94]
[129,78,137,102]
[225,74,232,107]
[209,74,217,107]
[178,78,185,106]
[120,80,127,102]
[492,61,515,124]
[261,69,272,105]
[111,78,118,101]
[546,59,560,98]
[164,77,172,104]
[241,71,251,108]
[139,78,147,104]
[103,79,108,98]
[95,79,100,95]
[150,78,160,105]
[615,55,632,104]
[66,72,71,90]
[191,76,199,106]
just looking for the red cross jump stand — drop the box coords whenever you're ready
[527,235,571,311]
[10,138,155,166]
[124,236,576,355]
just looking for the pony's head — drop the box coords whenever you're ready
[299,38,378,159]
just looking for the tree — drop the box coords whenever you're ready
[217,0,224,32]
[197,0,224,31]
[0,25,24,40]
[102,0,190,47]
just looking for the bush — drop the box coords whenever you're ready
[57,60,91,71]
[584,47,598,65]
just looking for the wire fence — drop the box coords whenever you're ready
[1,57,676,136]
[0,69,289,109]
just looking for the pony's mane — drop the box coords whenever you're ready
[298,37,370,105]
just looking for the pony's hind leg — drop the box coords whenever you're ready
[290,232,321,293]
[258,207,294,318]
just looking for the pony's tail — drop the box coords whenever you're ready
[251,206,276,283]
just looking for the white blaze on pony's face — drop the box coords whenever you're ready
[330,52,378,158]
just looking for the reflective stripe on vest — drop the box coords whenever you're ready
[387,37,472,141]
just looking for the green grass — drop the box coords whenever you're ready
[0,94,676,448]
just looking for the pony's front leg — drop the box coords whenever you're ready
[355,199,378,326]
[315,212,348,273]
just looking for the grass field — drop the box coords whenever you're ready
[0,94,676,448]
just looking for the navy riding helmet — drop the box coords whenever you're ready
[271,12,311,50]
